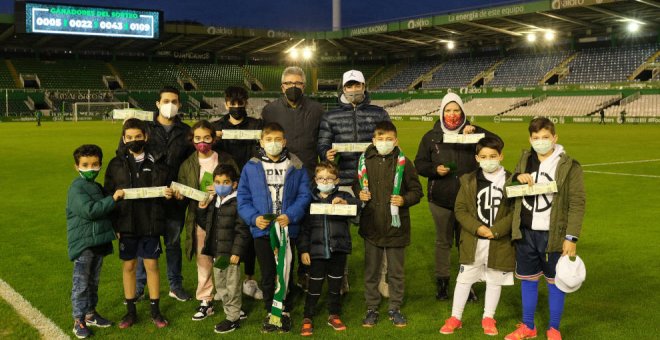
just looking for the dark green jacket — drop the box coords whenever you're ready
[511,149,586,253]
[178,151,238,260]
[455,170,515,272]
[66,178,116,261]
[352,145,423,247]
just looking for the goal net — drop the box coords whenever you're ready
[73,101,129,122]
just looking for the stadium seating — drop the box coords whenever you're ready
[385,99,443,116]
[423,56,500,89]
[379,60,439,90]
[489,52,569,86]
[202,96,276,118]
[0,60,16,88]
[12,58,109,89]
[112,61,183,90]
[604,94,660,117]
[180,63,246,90]
[561,44,659,84]
[506,95,619,116]
[317,64,381,81]
[462,97,530,116]
[243,65,286,91]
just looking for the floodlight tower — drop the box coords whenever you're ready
[333,0,341,31]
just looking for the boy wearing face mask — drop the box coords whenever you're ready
[67,144,124,339]
[105,119,174,329]
[195,164,250,334]
[237,122,313,333]
[353,121,423,328]
[414,92,502,302]
[505,117,585,340]
[439,137,514,336]
[177,120,239,321]
[298,161,358,336]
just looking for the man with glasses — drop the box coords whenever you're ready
[261,66,324,178]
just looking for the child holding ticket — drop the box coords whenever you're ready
[504,117,585,340]
[177,120,238,321]
[298,161,358,336]
[104,118,173,329]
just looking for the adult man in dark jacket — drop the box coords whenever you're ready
[129,86,195,302]
[414,93,501,301]
[261,66,324,177]
[318,70,391,186]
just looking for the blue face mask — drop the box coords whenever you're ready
[214,184,233,197]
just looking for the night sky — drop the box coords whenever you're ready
[2,0,537,30]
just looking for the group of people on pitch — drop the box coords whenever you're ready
[65,68,584,340]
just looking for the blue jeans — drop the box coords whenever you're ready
[71,249,103,319]
[137,218,184,292]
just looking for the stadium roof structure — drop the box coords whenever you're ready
[0,0,659,61]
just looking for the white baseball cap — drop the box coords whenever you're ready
[342,70,365,86]
[555,255,586,293]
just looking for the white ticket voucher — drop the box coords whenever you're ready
[332,143,372,153]
[123,187,167,200]
[443,133,485,144]
[309,203,358,216]
[221,130,261,140]
[170,181,210,202]
[506,181,558,197]
[112,109,154,121]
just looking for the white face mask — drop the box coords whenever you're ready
[317,183,335,193]
[159,102,178,119]
[479,159,501,173]
[531,139,553,155]
[264,141,283,156]
[374,141,395,155]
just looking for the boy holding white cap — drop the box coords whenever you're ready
[505,117,585,340]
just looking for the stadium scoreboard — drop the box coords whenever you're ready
[16,2,162,39]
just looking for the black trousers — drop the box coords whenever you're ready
[254,236,296,313]
[303,253,347,318]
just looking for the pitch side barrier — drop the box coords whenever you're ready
[385,115,660,124]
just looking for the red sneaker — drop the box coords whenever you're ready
[547,327,562,340]
[504,323,537,340]
[482,317,498,336]
[439,316,462,334]
[327,315,347,331]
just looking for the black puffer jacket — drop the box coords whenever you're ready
[104,149,170,237]
[212,115,263,170]
[298,189,358,259]
[261,96,324,177]
[317,92,390,186]
[195,193,250,258]
[414,120,501,209]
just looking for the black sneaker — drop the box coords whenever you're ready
[261,314,278,333]
[215,319,240,334]
[280,313,292,333]
[73,319,92,339]
[169,287,192,302]
[388,309,407,327]
[362,309,379,327]
[192,301,214,321]
[85,311,112,328]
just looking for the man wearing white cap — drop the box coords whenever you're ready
[318,70,391,295]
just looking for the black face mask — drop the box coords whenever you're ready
[125,140,146,153]
[228,107,247,120]
[285,87,303,103]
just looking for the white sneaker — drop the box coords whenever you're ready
[192,301,214,321]
[243,279,264,300]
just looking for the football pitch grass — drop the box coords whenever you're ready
[0,120,658,339]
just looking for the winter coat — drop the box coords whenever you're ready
[104,149,170,237]
[317,92,391,186]
[237,152,312,239]
[351,145,423,247]
[511,149,586,253]
[298,189,358,259]
[212,115,263,170]
[261,96,324,176]
[454,170,515,272]
[178,151,238,260]
[195,192,250,258]
[66,178,116,260]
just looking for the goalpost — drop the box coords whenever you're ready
[72,101,129,122]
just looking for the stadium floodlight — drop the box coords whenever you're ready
[627,21,640,33]
[544,31,555,41]
[290,48,299,60]
[526,33,537,43]
[302,47,313,60]
[447,41,455,50]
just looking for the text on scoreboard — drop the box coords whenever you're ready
[23,2,161,39]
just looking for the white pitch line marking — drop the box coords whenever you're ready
[584,170,660,178]
[0,278,69,340]
[582,159,660,167]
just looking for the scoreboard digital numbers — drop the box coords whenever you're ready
[18,2,161,39]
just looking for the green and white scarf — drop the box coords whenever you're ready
[358,148,406,227]
[268,221,292,326]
